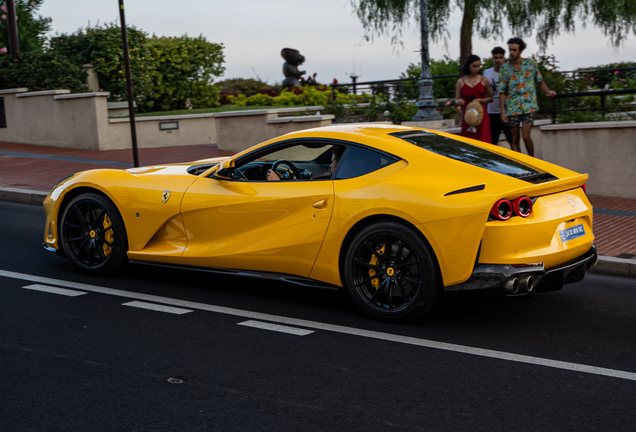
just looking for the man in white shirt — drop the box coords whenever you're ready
[483,47,512,146]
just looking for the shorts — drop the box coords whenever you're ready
[506,112,535,127]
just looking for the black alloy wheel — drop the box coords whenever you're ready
[343,222,440,321]
[59,192,128,275]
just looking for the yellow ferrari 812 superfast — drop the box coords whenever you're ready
[43,124,596,321]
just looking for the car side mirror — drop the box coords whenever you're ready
[214,159,236,180]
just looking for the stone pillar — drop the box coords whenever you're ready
[83,64,100,92]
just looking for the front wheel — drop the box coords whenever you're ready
[59,192,128,275]
[343,222,441,322]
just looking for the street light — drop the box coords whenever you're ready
[118,0,140,167]
[6,0,19,59]
[412,0,441,121]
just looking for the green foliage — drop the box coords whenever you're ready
[400,56,460,100]
[273,87,330,106]
[49,24,225,112]
[0,51,86,92]
[217,78,276,97]
[578,61,636,89]
[227,86,365,108]
[145,35,225,110]
[439,100,461,119]
[351,0,636,66]
[365,100,383,121]
[323,100,348,120]
[0,0,51,54]
[384,99,418,124]
[535,55,636,118]
[227,93,272,107]
[49,23,154,109]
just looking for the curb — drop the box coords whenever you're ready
[589,256,636,278]
[1,186,635,279]
[0,186,47,205]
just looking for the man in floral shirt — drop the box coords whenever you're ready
[499,37,556,157]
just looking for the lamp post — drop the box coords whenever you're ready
[412,0,441,121]
[118,0,140,167]
[6,0,19,59]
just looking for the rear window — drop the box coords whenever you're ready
[390,131,556,183]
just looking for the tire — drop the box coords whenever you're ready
[343,222,441,322]
[59,192,128,275]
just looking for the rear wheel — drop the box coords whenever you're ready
[59,192,128,275]
[343,222,440,322]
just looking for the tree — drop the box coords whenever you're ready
[0,0,51,54]
[350,0,636,70]
[145,35,225,111]
[49,24,225,112]
[49,23,154,109]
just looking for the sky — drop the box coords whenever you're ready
[38,0,634,85]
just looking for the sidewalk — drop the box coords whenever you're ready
[1,141,634,278]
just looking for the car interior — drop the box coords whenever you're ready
[230,142,341,181]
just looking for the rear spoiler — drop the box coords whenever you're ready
[500,173,588,199]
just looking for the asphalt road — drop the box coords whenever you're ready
[1,201,635,431]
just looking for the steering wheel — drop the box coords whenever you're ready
[270,160,301,180]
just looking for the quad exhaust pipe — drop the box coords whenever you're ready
[503,274,535,295]
[503,277,519,294]
[519,274,534,293]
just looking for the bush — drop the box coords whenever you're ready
[536,55,636,119]
[400,56,460,100]
[323,100,347,121]
[217,78,276,98]
[50,24,225,112]
[227,86,352,108]
[145,35,225,110]
[0,51,86,92]
[49,23,154,109]
[384,99,418,124]
[0,0,51,54]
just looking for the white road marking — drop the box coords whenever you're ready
[2,269,636,382]
[22,284,86,297]
[122,301,193,315]
[238,320,314,336]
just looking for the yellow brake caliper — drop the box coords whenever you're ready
[369,244,385,290]
[103,214,114,257]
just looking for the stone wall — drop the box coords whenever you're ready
[0,88,329,152]
[538,121,636,199]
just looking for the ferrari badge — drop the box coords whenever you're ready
[161,190,171,204]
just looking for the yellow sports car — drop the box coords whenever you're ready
[43,124,596,321]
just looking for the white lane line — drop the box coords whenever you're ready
[22,284,87,297]
[122,301,193,315]
[2,269,636,382]
[238,320,314,336]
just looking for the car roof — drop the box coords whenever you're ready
[242,123,426,160]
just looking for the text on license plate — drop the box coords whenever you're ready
[559,224,585,243]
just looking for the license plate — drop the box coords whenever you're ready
[559,224,585,243]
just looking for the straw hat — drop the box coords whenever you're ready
[464,100,484,129]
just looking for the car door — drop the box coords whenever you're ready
[180,159,335,278]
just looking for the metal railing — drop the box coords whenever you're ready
[327,67,636,121]
[550,89,636,122]
[329,75,458,101]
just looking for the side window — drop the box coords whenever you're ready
[335,146,398,180]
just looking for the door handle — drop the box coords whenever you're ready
[313,199,327,209]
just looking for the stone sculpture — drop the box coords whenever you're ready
[281,48,306,88]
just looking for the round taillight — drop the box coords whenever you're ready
[513,196,533,217]
[491,199,512,220]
